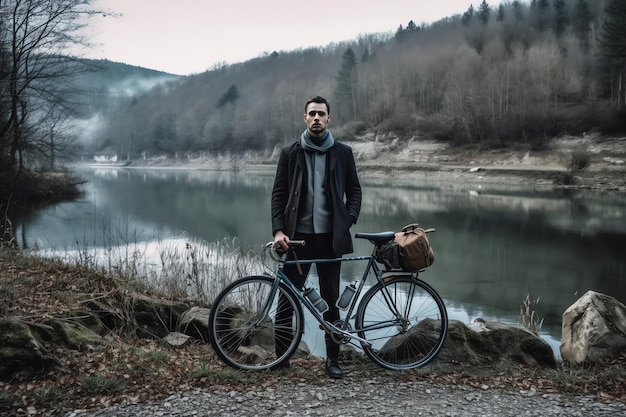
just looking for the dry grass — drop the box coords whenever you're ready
[520,293,545,336]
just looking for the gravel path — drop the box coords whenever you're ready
[63,376,625,417]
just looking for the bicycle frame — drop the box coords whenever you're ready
[209,235,448,372]
[261,251,418,347]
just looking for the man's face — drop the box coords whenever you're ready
[304,102,331,137]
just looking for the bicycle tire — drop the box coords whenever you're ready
[355,275,448,370]
[208,275,304,371]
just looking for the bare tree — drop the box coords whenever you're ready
[0,0,101,173]
[597,0,626,110]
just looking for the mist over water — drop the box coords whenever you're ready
[12,167,626,357]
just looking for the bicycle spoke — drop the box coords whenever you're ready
[208,276,303,371]
[355,276,448,370]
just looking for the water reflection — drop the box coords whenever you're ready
[9,167,626,357]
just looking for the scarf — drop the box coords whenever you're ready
[298,129,334,234]
[300,129,334,152]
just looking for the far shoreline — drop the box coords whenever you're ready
[75,134,626,193]
[69,158,626,194]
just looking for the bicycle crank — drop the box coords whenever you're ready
[330,320,352,344]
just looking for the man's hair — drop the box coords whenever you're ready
[305,96,330,114]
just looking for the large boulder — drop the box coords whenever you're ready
[81,293,191,338]
[132,295,191,338]
[435,319,556,367]
[0,292,191,380]
[37,311,106,349]
[0,319,62,380]
[177,306,210,342]
[560,290,626,364]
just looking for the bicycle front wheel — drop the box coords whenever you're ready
[208,275,304,371]
[355,275,448,370]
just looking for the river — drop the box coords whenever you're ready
[10,166,626,357]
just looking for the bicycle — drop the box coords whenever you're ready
[208,230,448,371]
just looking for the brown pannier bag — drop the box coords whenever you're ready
[375,241,403,270]
[394,224,435,271]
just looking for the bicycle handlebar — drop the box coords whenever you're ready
[265,240,306,248]
[265,239,306,262]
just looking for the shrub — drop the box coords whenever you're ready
[568,150,591,172]
[420,114,457,142]
[331,125,355,141]
[553,171,576,186]
[343,120,369,137]
[594,102,626,135]
[552,104,596,135]
[375,112,420,136]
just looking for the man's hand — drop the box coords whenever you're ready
[273,230,290,251]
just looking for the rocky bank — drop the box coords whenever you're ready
[119,133,626,192]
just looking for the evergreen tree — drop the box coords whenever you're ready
[531,0,551,31]
[361,47,371,63]
[513,0,524,20]
[462,5,475,25]
[395,21,420,42]
[571,0,592,48]
[394,24,405,41]
[597,0,626,109]
[217,85,239,108]
[335,48,358,119]
[553,0,569,37]
[497,4,505,21]
[406,20,420,33]
[478,1,491,25]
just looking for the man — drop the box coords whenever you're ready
[271,96,362,379]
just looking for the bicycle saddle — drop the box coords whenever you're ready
[355,231,395,244]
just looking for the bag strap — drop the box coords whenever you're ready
[292,250,303,275]
[401,224,436,234]
[401,223,420,233]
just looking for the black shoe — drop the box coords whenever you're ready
[325,358,344,379]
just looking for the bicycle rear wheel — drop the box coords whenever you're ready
[355,275,448,370]
[208,275,304,371]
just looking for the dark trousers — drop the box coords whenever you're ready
[275,233,341,359]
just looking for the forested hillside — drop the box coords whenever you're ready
[90,0,626,159]
[66,59,179,118]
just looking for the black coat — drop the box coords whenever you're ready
[271,140,362,256]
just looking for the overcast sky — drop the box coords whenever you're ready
[81,0,506,75]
